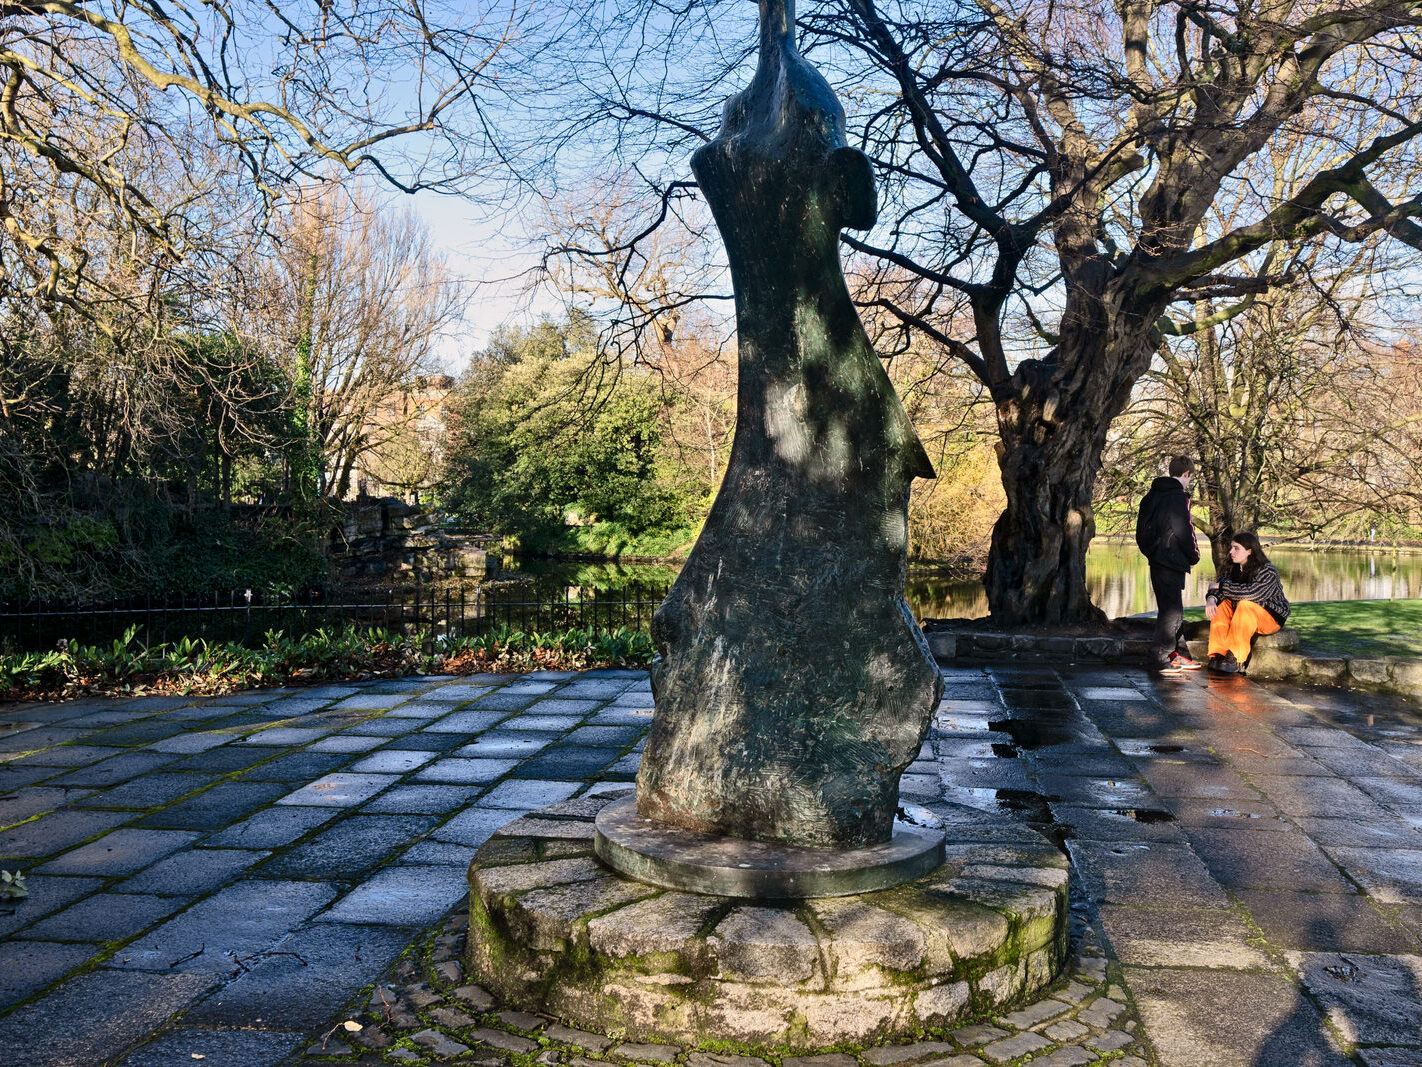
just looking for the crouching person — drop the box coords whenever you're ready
[1205,531,1290,673]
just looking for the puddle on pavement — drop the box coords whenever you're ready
[944,785,1068,849]
[987,672,1062,689]
[997,689,1079,711]
[988,718,1087,750]
[994,787,1054,820]
[999,788,1070,850]
[1204,807,1263,819]
[1118,808,1176,824]
[949,705,1171,852]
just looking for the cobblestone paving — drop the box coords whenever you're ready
[2,664,1421,1064]
[298,907,1146,1067]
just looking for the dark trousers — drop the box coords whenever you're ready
[1149,564,1186,668]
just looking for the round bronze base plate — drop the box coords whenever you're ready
[593,798,946,898]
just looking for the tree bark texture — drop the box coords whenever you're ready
[982,276,1169,626]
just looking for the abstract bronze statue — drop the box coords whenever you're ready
[469,11,1066,1040]
[635,0,942,850]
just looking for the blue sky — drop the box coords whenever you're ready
[408,191,562,372]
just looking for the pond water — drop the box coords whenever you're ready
[494,541,1422,621]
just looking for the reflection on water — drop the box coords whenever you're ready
[1087,542,1422,619]
[910,542,1422,620]
[497,541,1422,621]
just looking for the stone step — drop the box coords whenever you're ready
[925,631,1151,664]
[1182,620,1299,652]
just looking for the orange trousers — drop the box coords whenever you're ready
[1208,599,1280,664]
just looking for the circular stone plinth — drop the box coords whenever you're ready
[467,790,1069,1051]
[593,798,945,898]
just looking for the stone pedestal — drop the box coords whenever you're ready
[594,798,945,898]
[467,792,1069,1051]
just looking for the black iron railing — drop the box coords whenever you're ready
[0,584,671,653]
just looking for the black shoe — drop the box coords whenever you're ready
[1218,652,1239,674]
[1207,654,1225,672]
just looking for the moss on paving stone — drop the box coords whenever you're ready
[24,664,1418,1061]
[296,905,1154,1066]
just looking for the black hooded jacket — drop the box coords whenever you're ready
[1135,476,1200,575]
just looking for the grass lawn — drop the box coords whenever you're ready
[1189,599,1422,659]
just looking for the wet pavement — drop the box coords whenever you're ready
[1,665,1421,1065]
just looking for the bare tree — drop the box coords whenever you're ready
[0,160,286,598]
[361,414,443,504]
[534,174,733,361]
[254,183,462,502]
[0,1,525,599]
[529,0,1422,623]
[1101,171,1422,567]
[530,178,741,517]
[1,0,520,328]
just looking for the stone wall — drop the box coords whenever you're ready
[330,498,490,582]
[925,631,1153,665]
[928,619,1422,700]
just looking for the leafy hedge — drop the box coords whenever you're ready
[0,624,655,703]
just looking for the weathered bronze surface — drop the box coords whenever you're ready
[594,798,945,898]
[637,0,942,849]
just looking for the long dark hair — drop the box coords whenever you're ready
[1229,530,1270,582]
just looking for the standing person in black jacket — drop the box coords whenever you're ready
[1136,455,1203,675]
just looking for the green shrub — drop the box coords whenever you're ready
[0,622,655,700]
[441,316,699,551]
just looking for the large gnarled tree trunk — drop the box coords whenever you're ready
[983,281,1169,625]
[985,380,1111,626]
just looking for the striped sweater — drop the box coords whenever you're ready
[1206,562,1291,624]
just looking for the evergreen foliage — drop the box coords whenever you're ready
[441,315,698,555]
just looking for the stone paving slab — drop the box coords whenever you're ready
[0,971,219,1066]
[1232,888,1419,954]
[1096,903,1268,969]
[115,844,269,895]
[115,1025,307,1066]
[316,863,470,925]
[204,804,340,847]
[184,921,419,1029]
[0,872,106,937]
[107,879,338,973]
[0,939,100,1007]
[3,664,1422,1064]
[33,826,202,875]
[258,814,440,880]
[136,779,292,829]
[22,889,188,942]
[1125,965,1350,1066]
[1288,952,1422,1046]
[0,807,131,856]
